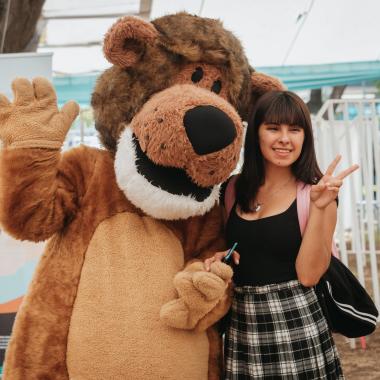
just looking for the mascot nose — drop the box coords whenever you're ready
[183,105,237,155]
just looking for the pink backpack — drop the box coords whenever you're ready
[224,175,338,257]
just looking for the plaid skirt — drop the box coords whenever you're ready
[224,280,344,379]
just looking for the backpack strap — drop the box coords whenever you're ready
[296,181,311,235]
[223,175,238,223]
[296,181,339,257]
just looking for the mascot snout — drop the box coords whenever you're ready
[129,84,243,190]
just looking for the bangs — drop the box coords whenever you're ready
[239,89,323,212]
[262,93,308,128]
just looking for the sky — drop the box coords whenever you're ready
[38,0,380,74]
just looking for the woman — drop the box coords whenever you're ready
[205,91,358,379]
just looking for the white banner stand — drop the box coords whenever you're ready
[0,52,52,99]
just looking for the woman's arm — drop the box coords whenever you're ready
[295,201,337,286]
[295,155,358,287]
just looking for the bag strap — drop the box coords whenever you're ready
[296,181,311,235]
[224,175,238,222]
[296,181,339,257]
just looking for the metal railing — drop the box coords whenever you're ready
[313,99,380,314]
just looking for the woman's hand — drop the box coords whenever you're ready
[204,249,240,271]
[310,155,359,209]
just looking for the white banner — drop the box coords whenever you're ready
[0,52,53,99]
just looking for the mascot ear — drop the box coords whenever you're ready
[248,72,286,119]
[250,71,286,97]
[103,16,158,68]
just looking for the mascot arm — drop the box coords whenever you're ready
[160,205,233,331]
[0,78,83,242]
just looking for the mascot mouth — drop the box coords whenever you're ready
[133,135,212,201]
[115,128,220,220]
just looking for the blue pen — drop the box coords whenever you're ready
[222,242,238,263]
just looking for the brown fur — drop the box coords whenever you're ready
[152,13,252,114]
[207,327,224,380]
[0,147,132,379]
[89,14,284,378]
[0,146,227,379]
[174,63,229,100]
[1,12,285,380]
[66,213,211,379]
[92,13,256,152]
[0,78,79,150]
[104,16,158,68]
[160,261,232,330]
[131,84,243,187]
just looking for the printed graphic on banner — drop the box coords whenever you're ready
[0,231,44,375]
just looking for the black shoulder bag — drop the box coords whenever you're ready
[315,256,378,338]
[297,183,378,338]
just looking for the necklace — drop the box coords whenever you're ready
[252,177,294,213]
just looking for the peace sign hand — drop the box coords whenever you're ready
[310,155,359,209]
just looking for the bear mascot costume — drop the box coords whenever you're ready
[0,12,283,380]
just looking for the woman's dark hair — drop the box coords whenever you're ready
[236,90,323,212]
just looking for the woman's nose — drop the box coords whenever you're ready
[278,131,290,143]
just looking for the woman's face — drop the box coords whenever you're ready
[258,122,305,168]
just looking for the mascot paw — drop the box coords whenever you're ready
[192,271,225,301]
[0,78,79,149]
[160,261,233,330]
[160,299,190,329]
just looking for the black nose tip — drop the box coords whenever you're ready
[183,105,237,155]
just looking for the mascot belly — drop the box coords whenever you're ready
[67,213,208,379]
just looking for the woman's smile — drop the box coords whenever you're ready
[272,147,293,157]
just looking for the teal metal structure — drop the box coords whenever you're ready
[53,60,380,107]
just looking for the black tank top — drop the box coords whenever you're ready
[225,199,302,286]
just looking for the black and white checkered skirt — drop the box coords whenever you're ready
[224,280,344,379]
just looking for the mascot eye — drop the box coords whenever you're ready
[191,67,203,83]
[211,80,222,94]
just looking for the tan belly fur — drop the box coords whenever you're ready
[66,212,209,380]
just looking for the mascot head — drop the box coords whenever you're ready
[91,12,284,220]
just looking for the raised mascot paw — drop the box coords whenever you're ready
[160,261,233,331]
[0,77,79,149]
